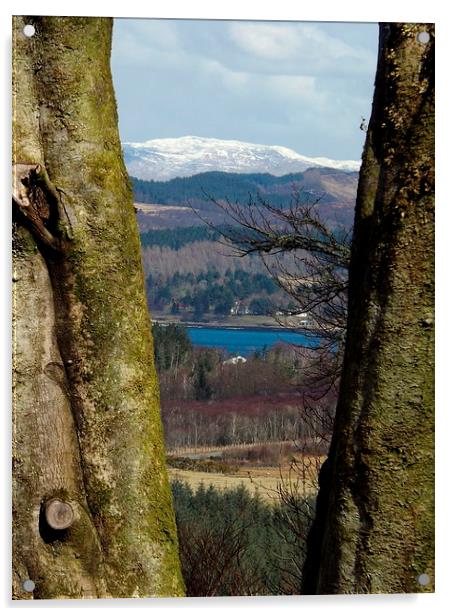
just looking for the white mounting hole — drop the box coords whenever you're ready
[22,579,36,592]
[23,24,36,38]
[417,573,430,586]
[417,31,430,44]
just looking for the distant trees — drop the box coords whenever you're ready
[213,288,235,315]
[150,324,332,450]
[193,353,215,400]
[249,297,273,315]
[145,260,279,316]
[163,403,313,451]
[131,169,357,233]
[152,324,300,399]
[142,237,264,280]
[131,170,320,210]
[141,225,222,249]
[152,323,193,372]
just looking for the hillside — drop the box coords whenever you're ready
[133,167,358,230]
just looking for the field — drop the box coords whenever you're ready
[152,310,278,328]
[167,447,324,502]
[135,202,200,230]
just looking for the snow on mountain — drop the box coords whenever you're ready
[122,136,360,181]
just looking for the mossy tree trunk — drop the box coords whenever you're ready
[12,16,184,599]
[302,23,434,594]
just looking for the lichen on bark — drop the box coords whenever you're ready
[12,16,184,599]
[302,23,434,594]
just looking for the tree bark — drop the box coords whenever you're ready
[302,23,434,594]
[12,16,184,599]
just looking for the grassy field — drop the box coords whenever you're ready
[167,458,322,502]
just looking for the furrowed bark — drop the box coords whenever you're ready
[12,16,184,599]
[302,23,434,594]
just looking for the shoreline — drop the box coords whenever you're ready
[154,321,289,332]
[151,313,279,330]
[152,317,321,334]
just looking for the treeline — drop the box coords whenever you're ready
[172,480,314,595]
[153,323,299,400]
[153,322,193,372]
[131,170,313,207]
[141,225,222,250]
[148,268,279,317]
[152,324,333,450]
[140,227,283,318]
[142,238,268,280]
[163,403,311,451]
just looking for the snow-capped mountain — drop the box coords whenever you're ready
[122,136,360,181]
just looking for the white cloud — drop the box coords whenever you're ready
[194,59,323,108]
[266,75,318,100]
[229,22,302,60]
[198,58,250,89]
[228,21,376,75]
[118,19,180,51]
[112,19,183,66]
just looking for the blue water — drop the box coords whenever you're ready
[187,326,314,356]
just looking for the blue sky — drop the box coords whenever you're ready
[111,19,378,161]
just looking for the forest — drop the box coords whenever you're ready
[132,170,327,207]
[132,166,358,236]
[147,267,279,316]
[141,226,296,319]
[171,480,315,596]
[141,224,222,249]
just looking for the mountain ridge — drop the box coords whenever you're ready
[123,136,361,181]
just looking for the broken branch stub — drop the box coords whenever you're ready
[44,499,74,530]
[12,163,66,252]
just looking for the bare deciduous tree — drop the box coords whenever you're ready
[197,189,351,403]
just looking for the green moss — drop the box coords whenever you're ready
[305,23,434,595]
[13,16,184,598]
[12,225,39,258]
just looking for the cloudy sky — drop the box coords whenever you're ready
[111,19,378,161]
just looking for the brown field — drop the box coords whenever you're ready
[134,202,192,213]
[135,202,202,230]
[162,394,304,418]
[167,457,323,502]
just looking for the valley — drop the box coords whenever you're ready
[133,144,344,582]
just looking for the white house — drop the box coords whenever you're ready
[223,355,247,365]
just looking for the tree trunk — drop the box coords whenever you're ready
[302,23,434,594]
[12,16,184,599]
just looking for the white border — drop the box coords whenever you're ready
[0,0,440,21]
[1,1,450,615]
